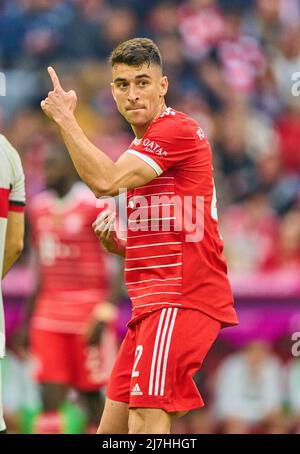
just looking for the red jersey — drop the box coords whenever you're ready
[29,182,109,333]
[123,108,238,327]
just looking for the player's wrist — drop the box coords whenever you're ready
[57,111,77,129]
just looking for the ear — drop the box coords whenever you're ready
[159,76,168,98]
[110,82,116,102]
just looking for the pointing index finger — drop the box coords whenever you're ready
[48,66,62,91]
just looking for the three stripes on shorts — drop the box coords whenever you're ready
[148,307,178,397]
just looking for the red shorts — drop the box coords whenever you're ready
[30,326,117,392]
[106,308,221,413]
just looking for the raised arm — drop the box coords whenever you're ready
[41,67,157,198]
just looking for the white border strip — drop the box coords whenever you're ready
[133,302,181,309]
[126,149,163,176]
[125,263,182,272]
[127,241,181,249]
[127,277,182,285]
[131,291,181,300]
[128,283,181,291]
[126,252,181,261]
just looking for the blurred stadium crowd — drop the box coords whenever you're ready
[1,0,300,434]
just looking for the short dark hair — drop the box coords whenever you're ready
[109,38,162,69]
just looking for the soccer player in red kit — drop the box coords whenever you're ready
[27,145,119,433]
[41,38,238,434]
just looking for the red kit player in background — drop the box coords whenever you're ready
[27,144,120,433]
[41,38,238,434]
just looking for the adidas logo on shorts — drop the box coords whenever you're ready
[131,383,143,396]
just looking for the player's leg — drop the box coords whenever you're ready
[38,383,89,434]
[72,328,118,433]
[29,329,72,433]
[34,383,69,433]
[125,309,172,433]
[80,390,104,433]
[97,397,129,434]
[97,328,137,434]
[97,310,208,434]
[41,383,68,412]
[71,340,104,432]
[128,408,187,434]
[127,308,221,434]
[128,407,172,434]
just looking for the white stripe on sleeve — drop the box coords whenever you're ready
[126,149,163,176]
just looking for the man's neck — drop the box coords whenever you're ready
[132,102,167,139]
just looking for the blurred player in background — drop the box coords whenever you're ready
[26,143,120,434]
[0,135,26,433]
[41,38,238,434]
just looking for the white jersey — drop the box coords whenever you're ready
[0,135,25,357]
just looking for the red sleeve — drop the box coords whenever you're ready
[9,202,25,213]
[126,114,200,175]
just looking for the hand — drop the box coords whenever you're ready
[41,66,77,124]
[93,209,119,254]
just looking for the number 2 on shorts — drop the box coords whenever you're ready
[132,345,143,377]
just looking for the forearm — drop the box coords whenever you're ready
[42,68,155,197]
[2,245,22,278]
[58,114,116,197]
[3,212,24,279]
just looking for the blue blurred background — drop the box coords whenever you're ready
[1,0,300,434]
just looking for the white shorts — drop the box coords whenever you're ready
[0,359,6,431]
